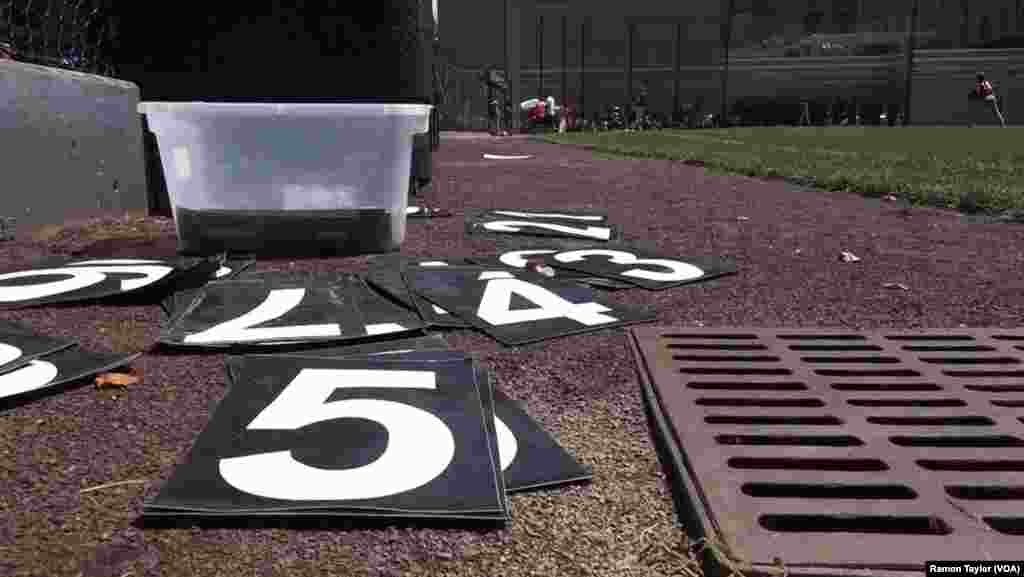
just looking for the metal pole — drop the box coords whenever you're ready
[579,17,587,121]
[903,0,919,126]
[673,21,681,124]
[538,14,544,98]
[561,13,568,111]
[721,0,735,128]
[625,21,633,127]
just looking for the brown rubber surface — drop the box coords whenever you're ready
[3,134,1024,576]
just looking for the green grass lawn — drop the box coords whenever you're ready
[543,127,1024,215]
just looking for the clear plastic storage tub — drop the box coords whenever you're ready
[138,102,432,255]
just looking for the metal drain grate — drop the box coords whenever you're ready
[629,327,1024,576]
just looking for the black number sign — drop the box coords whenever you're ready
[347,275,427,338]
[283,345,593,493]
[366,258,477,329]
[0,320,77,374]
[159,274,365,349]
[145,355,508,520]
[466,217,620,242]
[162,256,254,322]
[403,266,657,345]
[0,338,140,404]
[0,256,203,308]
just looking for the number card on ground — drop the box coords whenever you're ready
[159,273,364,349]
[403,266,657,345]
[471,208,609,224]
[0,334,140,404]
[0,320,77,374]
[162,256,254,321]
[0,256,208,308]
[537,243,737,290]
[465,208,619,242]
[145,355,508,521]
[287,345,593,493]
[365,258,477,329]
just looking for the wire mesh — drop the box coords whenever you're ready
[0,0,117,76]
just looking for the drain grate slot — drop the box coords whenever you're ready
[706,415,842,426]
[663,333,757,339]
[833,383,942,391]
[917,459,1024,471]
[759,514,951,535]
[667,343,768,351]
[968,384,1024,392]
[984,517,1024,535]
[849,398,966,407]
[716,434,864,446]
[789,344,884,351]
[945,486,1024,500]
[867,416,995,426]
[885,335,975,341]
[680,367,793,375]
[673,354,781,362]
[921,357,1021,365]
[815,368,921,377]
[944,369,1024,377]
[890,435,1024,447]
[631,326,1024,571]
[802,356,902,364]
[687,381,808,391]
[742,483,918,500]
[728,457,889,471]
[903,345,998,352]
[696,397,825,407]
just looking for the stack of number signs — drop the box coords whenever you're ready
[144,334,592,522]
[361,207,738,345]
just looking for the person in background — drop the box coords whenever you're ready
[632,83,649,129]
[970,72,1007,127]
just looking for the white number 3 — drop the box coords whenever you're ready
[555,250,704,283]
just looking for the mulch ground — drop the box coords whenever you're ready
[3,134,1024,577]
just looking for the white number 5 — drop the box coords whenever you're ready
[555,250,704,283]
[219,369,456,502]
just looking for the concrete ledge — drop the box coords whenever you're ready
[0,60,147,231]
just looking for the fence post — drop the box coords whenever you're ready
[625,20,633,127]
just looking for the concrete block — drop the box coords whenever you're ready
[0,60,147,230]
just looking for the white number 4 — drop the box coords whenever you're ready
[475,272,617,327]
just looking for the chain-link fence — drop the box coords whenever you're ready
[0,0,117,76]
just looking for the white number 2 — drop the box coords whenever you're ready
[183,288,341,344]
[555,250,704,282]
[482,221,612,241]
[0,259,174,302]
[476,272,617,327]
[219,369,455,501]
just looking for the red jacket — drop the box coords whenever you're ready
[976,80,994,98]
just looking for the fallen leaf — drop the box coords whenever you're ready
[883,282,910,291]
[839,251,861,263]
[95,373,140,389]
